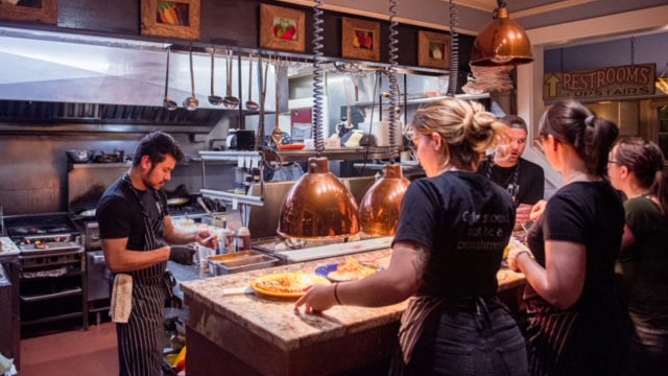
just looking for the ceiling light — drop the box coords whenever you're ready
[470,1,533,66]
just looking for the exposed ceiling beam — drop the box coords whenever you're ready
[513,0,604,19]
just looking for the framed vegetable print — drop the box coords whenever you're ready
[0,0,57,25]
[260,4,306,53]
[418,30,451,69]
[141,0,201,40]
[342,18,381,62]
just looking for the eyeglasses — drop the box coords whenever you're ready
[607,160,622,166]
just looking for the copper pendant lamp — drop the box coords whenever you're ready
[471,0,533,66]
[358,0,409,236]
[360,164,410,236]
[277,0,360,239]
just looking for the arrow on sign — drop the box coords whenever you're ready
[545,75,560,98]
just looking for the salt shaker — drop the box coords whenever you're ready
[235,227,251,251]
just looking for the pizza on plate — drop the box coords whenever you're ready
[252,272,330,298]
[328,258,380,281]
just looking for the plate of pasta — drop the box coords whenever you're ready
[251,272,331,298]
[316,258,382,282]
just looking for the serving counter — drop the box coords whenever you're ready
[181,249,525,376]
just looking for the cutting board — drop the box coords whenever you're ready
[285,236,393,263]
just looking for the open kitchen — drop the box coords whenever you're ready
[1,1,667,376]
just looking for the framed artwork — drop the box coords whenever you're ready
[141,0,201,40]
[418,31,451,69]
[342,18,381,62]
[0,0,57,25]
[260,4,306,53]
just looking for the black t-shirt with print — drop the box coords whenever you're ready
[96,178,169,251]
[393,171,516,299]
[478,157,545,205]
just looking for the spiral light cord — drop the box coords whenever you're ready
[387,0,400,162]
[446,0,459,97]
[312,0,325,156]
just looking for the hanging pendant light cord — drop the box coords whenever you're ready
[446,0,459,97]
[312,0,325,157]
[387,0,400,162]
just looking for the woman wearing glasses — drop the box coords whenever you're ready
[607,137,668,376]
[507,99,629,376]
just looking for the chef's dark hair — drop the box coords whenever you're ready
[538,99,618,177]
[499,115,527,132]
[133,131,184,168]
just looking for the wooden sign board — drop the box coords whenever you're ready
[544,64,656,101]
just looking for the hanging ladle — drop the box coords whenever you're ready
[208,47,224,106]
[163,47,178,111]
[271,60,284,145]
[183,45,199,111]
[223,50,240,109]
[245,53,259,111]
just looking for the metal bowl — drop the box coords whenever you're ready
[66,149,95,163]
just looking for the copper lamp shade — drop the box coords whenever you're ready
[471,7,533,66]
[359,164,410,236]
[278,157,360,239]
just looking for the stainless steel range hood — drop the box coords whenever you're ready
[0,27,273,132]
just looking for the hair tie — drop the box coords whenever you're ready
[585,115,595,127]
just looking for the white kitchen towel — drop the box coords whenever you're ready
[110,273,133,323]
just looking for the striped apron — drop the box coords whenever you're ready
[116,175,169,376]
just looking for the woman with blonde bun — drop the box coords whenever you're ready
[608,137,668,376]
[297,99,528,376]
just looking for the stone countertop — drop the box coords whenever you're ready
[181,249,525,352]
[0,237,20,256]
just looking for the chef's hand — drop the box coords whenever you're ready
[507,247,533,273]
[515,204,532,230]
[529,200,547,222]
[169,246,196,265]
[195,230,218,250]
[295,284,337,314]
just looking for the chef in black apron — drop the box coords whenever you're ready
[96,131,217,376]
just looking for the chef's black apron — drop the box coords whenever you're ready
[117,175,169,376]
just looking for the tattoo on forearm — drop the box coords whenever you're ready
[411,244,430,283]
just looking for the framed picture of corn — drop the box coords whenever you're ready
[0,0,58,25]
[342,18,381,62]
[141,0,201,40]
[260,4,306,53]
[418,30,451,69]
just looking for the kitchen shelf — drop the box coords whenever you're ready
[20,286,82,303]
[352,92,491,108]
[278,147,392,162]
[21,311,83,326]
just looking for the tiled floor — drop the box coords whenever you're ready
[20,323,118,376]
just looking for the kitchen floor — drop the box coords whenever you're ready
[20,322,118,376]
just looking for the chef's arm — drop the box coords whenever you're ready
[516,240,585,310]
[163,216,199,245]
[101,238,170,273]
[337,240,428,307]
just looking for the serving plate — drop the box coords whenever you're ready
[315,263,382,282]
[251,272,330,299]
[277,144,306,151]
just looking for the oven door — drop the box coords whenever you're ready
[87,251,110,302]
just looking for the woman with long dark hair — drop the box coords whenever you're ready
[608,137,668,375]
[507,99,629,375]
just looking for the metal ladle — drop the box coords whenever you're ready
[163,47,178,111]
[245,53,259,111]
[271,61,283,145]
[183,46,199,111]
[208,47,223,106]
[223,50,240,109]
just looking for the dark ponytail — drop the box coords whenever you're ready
[539,99,618,176]
[614,137,668,215]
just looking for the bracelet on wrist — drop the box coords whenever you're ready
[333,282,342,305]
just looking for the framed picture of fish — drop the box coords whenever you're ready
[418,30,451,69]
[260,4,306,53]
[0,0,58,25]
[141,0,201,40]
[342,18,381,62]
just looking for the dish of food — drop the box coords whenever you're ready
[251,272,330,298]
[277,144,306,151]
[316,258,382,282]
